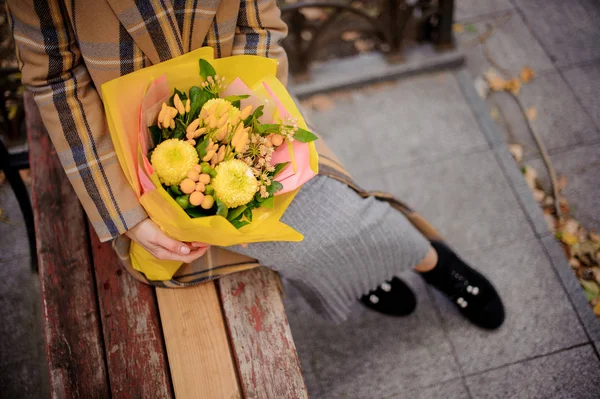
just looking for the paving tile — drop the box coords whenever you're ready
[528,144,600,232]
[0,255,32,297]
[513,0,600,67]
[466,345,600,399]
[387,378,470,399]
[454,0,515,21]
[284,271,462,399]
[562,61,600,130]
[0,186,30,263]
[306,73,489,174]
[519,71,600,151]
[455,11,555,78]
[434,238,587,375]
[488,70,600,159]
[382,150,533,253]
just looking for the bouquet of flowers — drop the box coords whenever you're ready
[102,48,319,280]
[148,58,317,229]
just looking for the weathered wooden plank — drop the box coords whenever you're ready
[89,227,174,398]
[219,267,308,399]
[156,283,241,399]
[25,92,110,397]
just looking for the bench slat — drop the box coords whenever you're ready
[157,283,242,398]
[26,92,110,397]
[89,229,174,398]
[219,268,308,398]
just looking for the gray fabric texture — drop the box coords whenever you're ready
[230,175,431,323]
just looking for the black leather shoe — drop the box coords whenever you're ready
[422,241,505,330]
[360,277,417,316]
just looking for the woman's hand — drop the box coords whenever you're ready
[126,218,210,263]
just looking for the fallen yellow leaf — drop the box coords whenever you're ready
[506,78,521,95]
[561,232,579,246]
[533,189,546,203]
[520,66,536,83]
[453,24,464,33]
[354,38,374,52]
[508,143,523,162]
[342,31,360,42]
[526,107,537,121]
[594,301,600,316]
[489,106,500,121]
[484,69,508,92]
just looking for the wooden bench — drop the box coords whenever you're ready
[25,92,308,398]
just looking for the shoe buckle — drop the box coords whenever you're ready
[457,297,468,308]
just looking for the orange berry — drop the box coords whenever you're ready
[198,173,211,184]
[201,195,214,209]
[189,191,205,206]
[180,178,196,194]
[187,170,200,181]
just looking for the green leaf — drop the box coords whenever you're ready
[149,125,162,148]
[273,162,290,177]
[227,205,247,221]
[196,138,210,159]
[293,127,319,143]
[216,199,229,218]
[244,105,264,126]
[267,181,283,196]
[259,124,281,132]
[169,185,183,196]
[230,219,250,229]
[223,94,250,103]
[186,207,207,218]
[261,196,274,209]
[243,207,253,222]
[466,24,477,33]
[199,58,216,80]
[161,127,171,139]
[188,86,211,120]
[232,100,241,109]
[172,119,186,139]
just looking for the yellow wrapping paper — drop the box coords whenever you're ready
[101,48,318,280]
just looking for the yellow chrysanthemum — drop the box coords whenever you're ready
[211,159,258,208]
[151,139,199,186]
[200,98,240,123]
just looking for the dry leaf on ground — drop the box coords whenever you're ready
[453,24,464,33]
[533,189,546,203]
[526,107,537,121]
[520,66,536,83]
[523,165,538,190]
[342,31,360,42]
[354,38,374,52]
[474,76,490,99]
[299,8,327,21]
[489,106,500,121]
[508,143,523,162]
[306,94,334,112]
[556,175,568,192]
[484,69,508,92]
[506,78,521,95]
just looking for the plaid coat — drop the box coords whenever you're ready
[7,0,289,242]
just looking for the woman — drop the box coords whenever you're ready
[7,0,504,328]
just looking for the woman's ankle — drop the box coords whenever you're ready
[414,246,438,273]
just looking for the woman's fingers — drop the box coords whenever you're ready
[190,242,210,249]
[153,230,192,255]
[152,246,209,263]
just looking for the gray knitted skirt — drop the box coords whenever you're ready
[230,175,431,323]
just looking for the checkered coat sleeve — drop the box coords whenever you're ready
[6,0,289,242]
